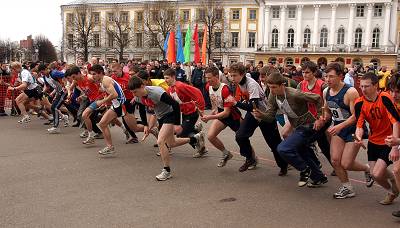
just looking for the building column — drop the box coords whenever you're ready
[279,5,287,51]
[383,2,392,53]
[295,5,303,52]
[240,8,248,50]
[258,2,265,51]
[329,4,338,51]
[312,4,320,52]
[347,4,355,52]
[364,3,374,52]
[263,6,271,51]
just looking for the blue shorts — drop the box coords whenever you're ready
[88,101,98,110]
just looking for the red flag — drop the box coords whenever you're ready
[201,25,207,64]
[192,24,200,64]
[167,31,176,64]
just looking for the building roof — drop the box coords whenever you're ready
[64,0,186,5]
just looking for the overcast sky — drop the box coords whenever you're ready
[0,0,69,48]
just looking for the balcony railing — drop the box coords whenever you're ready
[256,44,397,54]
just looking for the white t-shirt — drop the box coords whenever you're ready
[21,69,37,90]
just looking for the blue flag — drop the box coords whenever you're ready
[164,32,170,56]
[176,25,185,63]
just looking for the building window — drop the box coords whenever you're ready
[107,13,114,22]
[288,7,296,19]
[320,27,328,47]
[108,32,114,47]
[271,29,278,48]
[182,10,190,22]
[120,12,129,22]
[356,5,365,17]
[374,5,383,17]
[249,9,256,20]
[248,32,255,48]
[137,12,143,22]
[67,13,73,24]
[167,10,175,22]
[67,34,74,48]
[354,28,362,48]
[231,32,239,48]
[232,10,240,20]
[215,9,223,20]
[150,34,158,47]
[136,33,143,47]
[182,32,186,46]
[287,29,294,48]
[372,28,380,48]
[198,9,206,20]
[337,27,345,45]
[215,32,222,48]
[152,11,159,22]
[92,12,100,24]
[303,28,311,45]
[93,34,100,47]
[272,7,280,18]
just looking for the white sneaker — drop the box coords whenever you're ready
[18,115,31,124]
[193,132,207,158]
[82,136,95,145]
[80,130,89,138]
[63,115,69,127]
[98,146,115,156]
[47,127,60,134]
[156,169,172,181]
[194,122,203,132]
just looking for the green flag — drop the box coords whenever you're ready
[184,26,192,63]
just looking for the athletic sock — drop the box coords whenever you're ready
[164,167,171,172]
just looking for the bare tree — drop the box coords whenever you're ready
[34,35,58,63]
[66,3,96,62]
[197,0,226,61]
[105,5,135,62]
[143,1,177,58]
[0,39,19,63]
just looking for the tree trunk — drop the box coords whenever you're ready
[119,47,124,63]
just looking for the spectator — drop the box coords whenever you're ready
[0,64,11,116]
[192,62,211,109]
[378,66,390,91]
[344,69,355,87]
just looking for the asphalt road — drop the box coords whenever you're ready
[1,115,400,228]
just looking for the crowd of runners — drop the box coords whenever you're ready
[1,58,400,218]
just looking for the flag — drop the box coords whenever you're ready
[167,31,176,64]
[201,25,207,64]
[192,24,200,64]
[184,26,192,63]
[176,25,185,63]
[163,32,170,58]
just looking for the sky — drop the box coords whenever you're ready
[0,0,70,48]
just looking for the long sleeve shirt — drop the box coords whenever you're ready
[261,87,322,128]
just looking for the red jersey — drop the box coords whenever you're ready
[167,81,205,115]
[112,73,133,100]
[77,76,102,102]
[209,83,241,120]
[355,92,400,145]
[300,79,325,117]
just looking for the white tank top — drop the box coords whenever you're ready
[209,83,226,110]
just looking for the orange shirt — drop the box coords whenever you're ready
[355,92,400,145]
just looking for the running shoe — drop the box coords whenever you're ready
[298,167,311,187]
[156,168,172,181]
[238,158,257,172]
[63,115,69,127]
[98,146,115,156]
[47,127,60,134]
[365,171,374,188]
[217,152,233,167]
[80,130,89,138]
[194,122,203,132]
[193,132,207,158]
[333,186,356,199]
[307,175,328,188]
[18,115,31,124]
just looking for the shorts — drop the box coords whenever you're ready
[124,100,135,114]
[111,104,124,117]
[158,112,177,128]
[219,115,241,132]
[24,88,42,100]
[367,142,392,166]
[179,112,199,137]
[335,123,368,143]
[88,101,98,110]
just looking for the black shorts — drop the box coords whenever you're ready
[111,105,124,117]
[219,115,241,132]
[124,100,135,114]
[335,123,368,143]
[367,142,392,166]
[179,112,199,137]
[158,112,176,128]
[24,88,42,100]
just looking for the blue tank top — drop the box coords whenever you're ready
[326,84,351,125]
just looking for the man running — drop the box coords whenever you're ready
[202,66,241,167]
[354,72,400,205]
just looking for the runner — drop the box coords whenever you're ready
[202,66,241,167]
[322,62,373,199]
[354,72,400,205]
